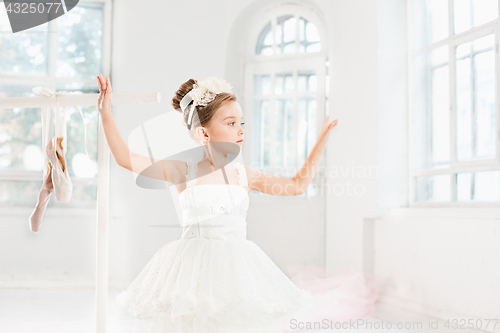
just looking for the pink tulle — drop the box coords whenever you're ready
[280,264,380,332]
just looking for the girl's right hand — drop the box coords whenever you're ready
[97,73,113,114]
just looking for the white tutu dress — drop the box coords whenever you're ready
[115,159,313,333]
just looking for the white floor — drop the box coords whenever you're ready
[0,288,487,333]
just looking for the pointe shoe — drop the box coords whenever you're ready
[46,137,73,203]
[29,162,54,233]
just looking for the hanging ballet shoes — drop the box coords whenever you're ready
[29,161,54,233]
[46,136,73,203]
[30,87,90,233]
[29,136,73,233]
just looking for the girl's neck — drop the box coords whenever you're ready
[202,145,228,172]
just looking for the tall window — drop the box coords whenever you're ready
[409,0,500,206]
[246,12,328,197]
[0,2,106,207]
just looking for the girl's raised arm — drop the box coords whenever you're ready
[246,116,338,196]
[96,73,181,182]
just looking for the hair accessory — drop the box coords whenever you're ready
[179,77,233,130]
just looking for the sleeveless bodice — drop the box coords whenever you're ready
[178,159,249,240]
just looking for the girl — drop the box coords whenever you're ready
[96,73,371,333]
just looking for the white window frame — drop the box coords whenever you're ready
[408,0,500,207]
[243,4,329,203]
[0,0,112,211]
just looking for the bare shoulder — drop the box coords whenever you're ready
[160,159,191,183]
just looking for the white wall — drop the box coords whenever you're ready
[0,208,96,288]
[377,0,409,214]
[374,209,500,320]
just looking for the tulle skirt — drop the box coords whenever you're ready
[283,264,380,332]
[113,238,312,333]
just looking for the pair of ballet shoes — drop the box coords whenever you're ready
[29,137,73,233]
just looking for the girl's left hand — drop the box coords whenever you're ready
[317,116,338,146]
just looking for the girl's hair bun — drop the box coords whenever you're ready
[171,78,198,120]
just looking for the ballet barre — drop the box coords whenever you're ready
[0,90,161,333]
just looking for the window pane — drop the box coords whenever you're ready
[304,183,318,196]
[475,47,496,158]
[456,170,500,201]
[298,71,316,92]
[276,15,296,54]
[454,0,498,34]
[56,3,104,78]
[252,100,270,169]
[275,73,294,94]
[0,85,43,172]
[0,23,48,76]
[275,99,293,168]
[253,74,271,95]
[456,35,496,160]
[416,174,451,201]
[299,17,321,53]
[64,105,99,178]
[255,21,273,56]
[54,81,100,92]
[0,181,43,206]
[305,19,320,42]
[297,97,316,169]
[413,0,449,49]
[456,56,472,160]
[260,47,273,56]
[306,43,321,53]
[414,46,450,170]
[51,84,100,178]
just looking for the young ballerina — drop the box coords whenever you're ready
[96,73,343,332]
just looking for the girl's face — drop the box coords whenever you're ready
[198,100,245,147]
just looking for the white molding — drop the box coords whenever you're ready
[375,293,500,333]
[412,162,500,176]
[376,294,498,333]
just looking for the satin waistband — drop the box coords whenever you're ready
[182,203,247,225]
[181,219,247,240]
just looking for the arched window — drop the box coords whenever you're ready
[244,8,328,197]
[255,15,321,56]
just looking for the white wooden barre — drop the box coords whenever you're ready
[0,91,161,108]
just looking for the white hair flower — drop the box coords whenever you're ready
[191,76,233,106]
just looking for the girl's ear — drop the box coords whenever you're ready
[196,126,210,143]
